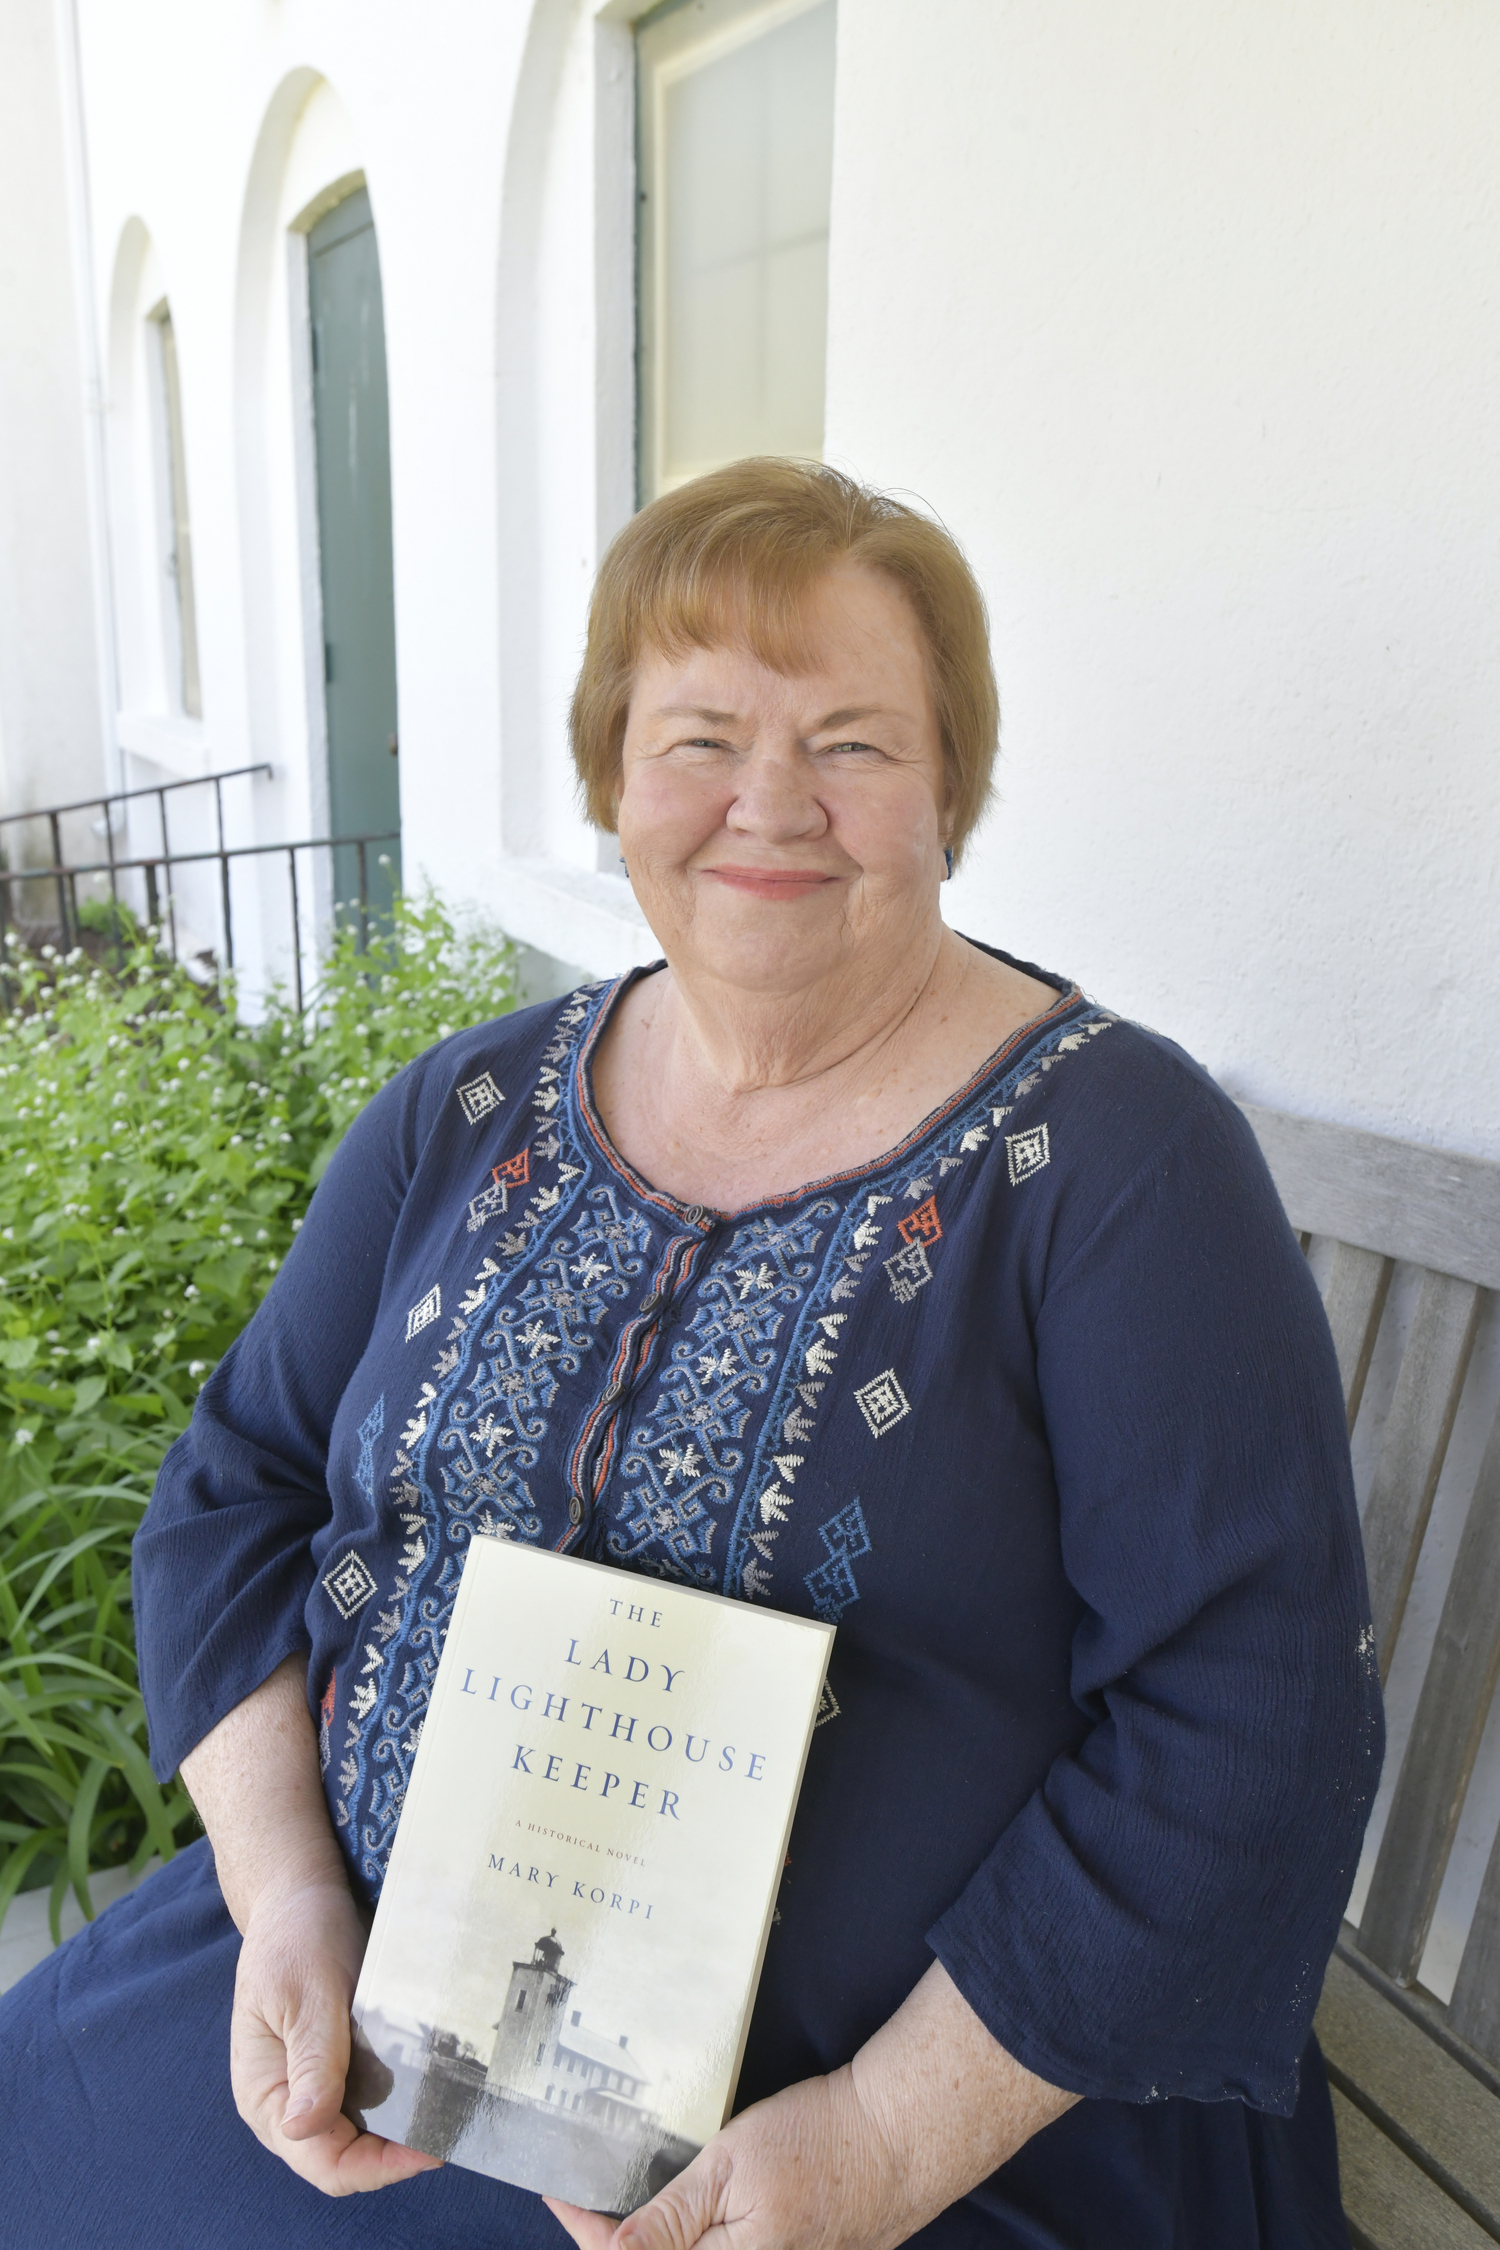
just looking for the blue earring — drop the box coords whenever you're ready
[944,847,954,880]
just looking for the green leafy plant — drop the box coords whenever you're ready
[0,892,517,1940]
[75,896,141,946]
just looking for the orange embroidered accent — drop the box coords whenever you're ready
[898,1196,942,1247]
[494,1149,530,1188]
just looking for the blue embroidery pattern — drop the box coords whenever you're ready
[354,1396,384,1502]
[330,981,1115,1884]
[336,989,610,1874]
[610,1202,836,1585]
[435,1183,653,1546]
[805,1498,872,1621]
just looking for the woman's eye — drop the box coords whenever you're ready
[822,739,880,757]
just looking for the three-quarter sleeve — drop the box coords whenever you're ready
[133,1064,422,1782]
[926,1087,1383,2113]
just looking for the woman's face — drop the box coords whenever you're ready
[616,564,950,995]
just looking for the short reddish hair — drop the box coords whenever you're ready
[569,458,999,861]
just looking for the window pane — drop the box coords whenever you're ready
[152,305,202,719]
[639,0,836,498]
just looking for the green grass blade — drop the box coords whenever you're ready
[65,1756,111,1924]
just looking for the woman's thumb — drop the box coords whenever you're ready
[615,2150,728,2250]
[279,1985,351,2137]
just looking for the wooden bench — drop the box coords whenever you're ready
[1243,1105,1500,2249]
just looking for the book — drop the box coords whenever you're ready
[345,1536,835,2214]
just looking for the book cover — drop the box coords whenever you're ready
[345,1536,834,2214]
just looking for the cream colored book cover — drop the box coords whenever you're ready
[346,1536,834,2214]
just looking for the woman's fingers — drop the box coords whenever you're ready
[234,1997,437,2194]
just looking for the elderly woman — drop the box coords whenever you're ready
[1,460,1378,2250]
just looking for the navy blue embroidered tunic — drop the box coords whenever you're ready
[0,954,1381,2250]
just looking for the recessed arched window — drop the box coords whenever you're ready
[146,299,201,718]
[635,0,837,499]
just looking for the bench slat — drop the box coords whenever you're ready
[1323,1242,1395,1430]
[1315,1951,1500,2227]
[1362,1271,1483,1682]
[1240,1104,1500,1291]
[1359,1405,1500,1984]
[1330,2089,1494,2250]
[1450,1823,1500,2067]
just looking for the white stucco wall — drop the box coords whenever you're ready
[828,0,1500,1160]
[0,0,106,833]
[35,0,1500,1150]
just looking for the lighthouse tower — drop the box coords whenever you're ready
[487,1929,574,2101]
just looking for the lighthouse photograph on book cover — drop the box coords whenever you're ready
[346,1537,835,2214]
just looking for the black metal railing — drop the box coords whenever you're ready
[0,763,271,950]
[0,766,398,1011]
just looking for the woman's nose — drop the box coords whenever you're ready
[725,747,828,843]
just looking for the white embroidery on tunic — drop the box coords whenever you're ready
[467,1179,508,1232]
[854,1369,911,1438]
[455,1072,504,1123]
[405,1286,441,1339]
[884,1240,932,1303]
[1006,1122,1051,1184]
[322,1548,378,1618]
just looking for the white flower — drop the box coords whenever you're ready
[13,1428,34,1447]
[183,1283,200,1299]
[188,1360,208,1377]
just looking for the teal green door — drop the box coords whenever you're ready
[308,186,401,923]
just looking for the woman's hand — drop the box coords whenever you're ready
[545,1962,1077,2250]
[181,1654,438,2197]
[546,2067,911,2250]
[228,1869,439,2197]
